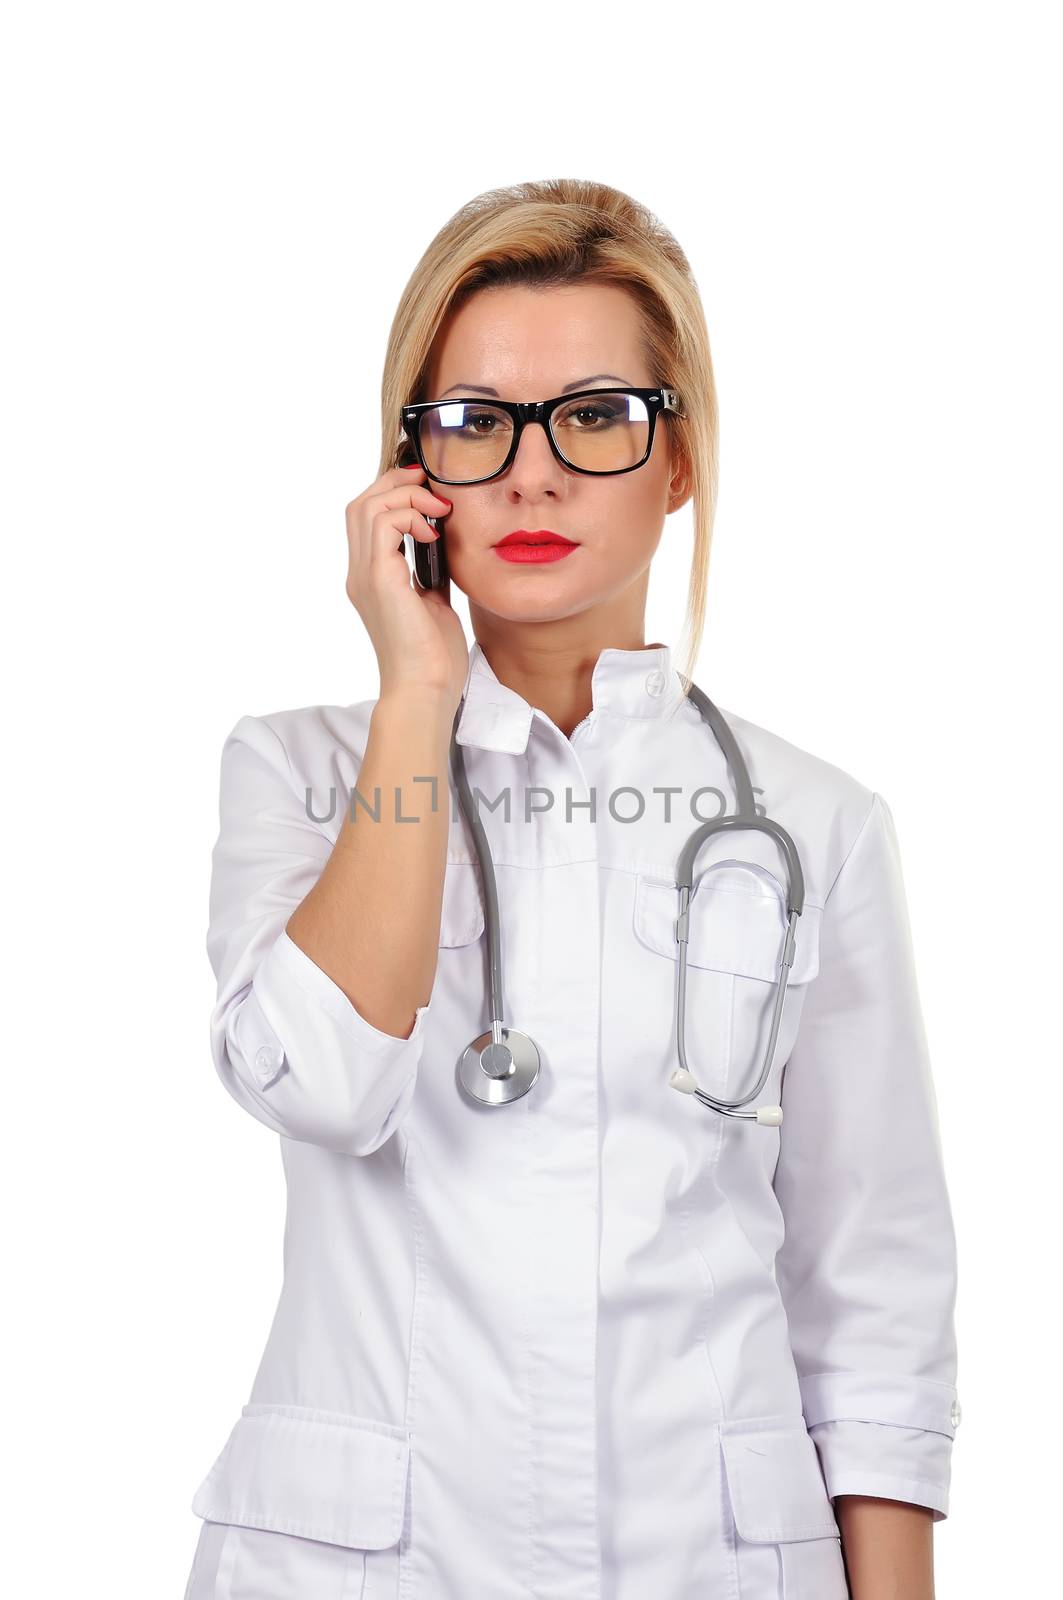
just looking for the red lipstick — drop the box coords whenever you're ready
[492,529,579,565]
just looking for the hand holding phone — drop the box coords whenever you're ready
[344,462,467,707]
[394,449,449,591]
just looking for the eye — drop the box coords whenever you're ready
[559,399,624,430]
[460,411,501,434]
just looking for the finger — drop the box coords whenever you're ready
[345,464,427,516]
[381,482,451,510]
[394,521,441,555]
[364,505,441,568]
[377,504,441,539]
[357,486,451,527]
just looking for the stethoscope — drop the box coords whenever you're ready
[450,681,805,1127]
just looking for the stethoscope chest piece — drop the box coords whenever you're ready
[458,1027,541,1105]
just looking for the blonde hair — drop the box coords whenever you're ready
[378,177,719,688]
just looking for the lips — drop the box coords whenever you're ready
[493,530,578,547]
[492,529,580,566]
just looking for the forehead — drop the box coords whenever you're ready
[428,282,651,396]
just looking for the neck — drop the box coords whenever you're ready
[469,611,659,739]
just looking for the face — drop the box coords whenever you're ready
[420,282,690,630]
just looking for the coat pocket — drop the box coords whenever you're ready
[633,862,822,1104]
[188,1403,410,1599]
[438,860,486,948]
[719,1414,848,1600]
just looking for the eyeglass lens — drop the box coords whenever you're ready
[416,391,652,482]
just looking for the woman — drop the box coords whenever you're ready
[183,179,960,1600]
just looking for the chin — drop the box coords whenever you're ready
[477,592,606,627]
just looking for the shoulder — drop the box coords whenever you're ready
[716,702,874,811]
[223,697,377,758]
[217,697,379,793]
[701,700,880,894]
[255,698,376,764]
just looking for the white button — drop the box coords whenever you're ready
[644,669,665,697]
[949,1399,962,1429]
[253,1043,286,1084]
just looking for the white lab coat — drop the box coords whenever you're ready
[183,640,960,1600]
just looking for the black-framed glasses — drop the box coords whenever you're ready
[400,386,683,486]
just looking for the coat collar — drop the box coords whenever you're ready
[454,637,687,754]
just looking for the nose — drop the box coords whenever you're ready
[503,418,567,496]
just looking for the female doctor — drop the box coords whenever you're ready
[184,178,960,1600]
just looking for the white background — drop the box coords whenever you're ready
[4,4,1058,1594]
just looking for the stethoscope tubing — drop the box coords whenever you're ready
[449,678,805,1124]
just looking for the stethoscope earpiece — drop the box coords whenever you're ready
[670,1068,783,1125]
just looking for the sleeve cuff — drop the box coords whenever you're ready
[263,929,432,1052]
[799,1370,960,1438]
[807,1418,953,1522]
[224,929,432,1155]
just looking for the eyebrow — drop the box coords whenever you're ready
[437,372,636,399]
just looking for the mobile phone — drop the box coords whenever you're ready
[412,509,449,591]
[398,450,450,592]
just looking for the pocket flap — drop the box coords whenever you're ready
[635,865,821,984]
[719,1417,839,1543]
[190,1403,411,1549]
[439,861,486,947]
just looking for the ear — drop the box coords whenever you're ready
[666,448,694,515]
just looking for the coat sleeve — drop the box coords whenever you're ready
[204,712,432,1156]
[771,790,961,1521]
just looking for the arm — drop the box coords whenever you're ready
[835,1495,936,1600]
[771,792,961,1580]
[206,689,453,1156]
[285,687,454,1036]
